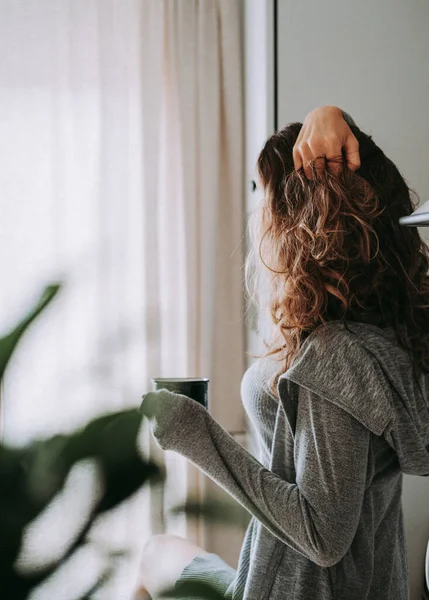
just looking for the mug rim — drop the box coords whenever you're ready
[151,377,209,383]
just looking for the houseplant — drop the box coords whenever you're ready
[0,283,242,599]
[0,284,164,598]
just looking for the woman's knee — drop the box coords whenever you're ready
[142,533,207,563]
[141,534,173,560]
[138,534,208,598]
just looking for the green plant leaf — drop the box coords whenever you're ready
[0,545,116,600]
[0,408,165,590]
[0,283,61,382]
[22,410,164,511]
[0,282,168,598]
[64,409,165,512]
[0,445,40,566]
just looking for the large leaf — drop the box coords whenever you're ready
[0,409,164,596]
[0,446,31,568]
[0,544,118,600]
[0,282,167,598]
[23,409,164,512]
[0,283,61,383]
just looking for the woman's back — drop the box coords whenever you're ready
[223,320,428,599]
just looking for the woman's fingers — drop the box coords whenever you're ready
[295,140,356,178]
[292,106,360,178]
[297,142,314,179]
[344,135,361,171]
[296,143,340,178]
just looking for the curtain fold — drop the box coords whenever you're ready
[0,0,244,596]
[141,0,245,548]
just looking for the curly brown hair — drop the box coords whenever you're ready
[246,121,429,397]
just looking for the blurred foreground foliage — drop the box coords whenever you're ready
[0,284,245,599]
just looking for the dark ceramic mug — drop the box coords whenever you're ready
[150,377,209,409]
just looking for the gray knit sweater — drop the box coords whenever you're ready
[142,321,429,599]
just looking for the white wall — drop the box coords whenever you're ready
[276,0,429,243]
[276,2,429,598]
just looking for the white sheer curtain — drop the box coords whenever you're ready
[0,0,244,597]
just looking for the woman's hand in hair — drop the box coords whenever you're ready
[293,106,360,178]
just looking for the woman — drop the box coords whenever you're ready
[138,106,429,599]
